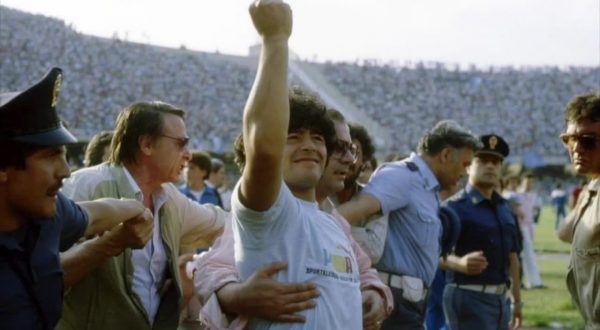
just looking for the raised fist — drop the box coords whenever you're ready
[249,0,292,39]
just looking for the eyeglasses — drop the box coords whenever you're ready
[332,140,358,162]
[160,134,190,149]
[559,133,599,150]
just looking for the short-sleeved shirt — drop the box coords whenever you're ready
[363,152,442,285]
[0,193,88,329]
[445,184,521,285]
[232,182,362,329]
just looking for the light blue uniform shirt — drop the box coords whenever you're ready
[363,152,442,285]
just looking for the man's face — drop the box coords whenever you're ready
[522,177,535,191]
[2,146,71,221]
[149,114,191,184]
[186,163,207,187]
[318,121,355,196]
[563,119,600,178]
[283,128,327,193]
[468,154,503,189]
[344,138,364,188]
[210,167,226,187]
[440,147,474,190]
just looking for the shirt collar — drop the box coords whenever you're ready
[410,152,440,192]
[122,167,168,209]
[122,166,143,202]
[465,183,502,204]
[588,178,600,193]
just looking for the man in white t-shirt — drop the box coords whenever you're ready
[230,1,362,328]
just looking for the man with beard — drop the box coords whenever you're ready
[442,135,522,330]
[557,93,600,328]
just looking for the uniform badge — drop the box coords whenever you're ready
[489,135,498,150]
[471,196,478,204]
[51,74,63,107]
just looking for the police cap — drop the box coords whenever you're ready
[0,67,77,146]
[476,134,509,160]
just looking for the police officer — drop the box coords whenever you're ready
[339,120,481,329]
[0,68,148,329]
[442,134,523,330]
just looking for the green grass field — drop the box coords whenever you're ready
[534,206,571,254]
[522,205,584,329]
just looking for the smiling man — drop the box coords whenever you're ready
[557,93,600,328]
[57,101,227,329]
[226,1,367,328]
[193,108,392,330]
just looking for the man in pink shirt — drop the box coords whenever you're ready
[192,108,393,329]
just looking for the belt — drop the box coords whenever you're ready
[449,283,508,295]
[378,271,428,302]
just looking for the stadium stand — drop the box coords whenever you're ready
[1,6,598,164]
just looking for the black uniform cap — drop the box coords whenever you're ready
[0,67,77,146]
[476,134,509,160]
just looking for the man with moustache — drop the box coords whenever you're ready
[0,68,150,329]
[442,135,522,330]
[557,93,600,328]
[58,102,227,328]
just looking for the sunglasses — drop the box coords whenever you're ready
[559,133,599,150]
[332,140,358,162]
[160,134,190,149]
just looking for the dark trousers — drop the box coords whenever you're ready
[382,287,427,330]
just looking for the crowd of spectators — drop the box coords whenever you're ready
[320,61,598,157]
[0,6,255,153]
[1,6,598,158]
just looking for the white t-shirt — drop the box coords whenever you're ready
[232,182,362,329]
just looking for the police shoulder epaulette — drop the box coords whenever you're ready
[446,190,467,203]
[405,161,419,172]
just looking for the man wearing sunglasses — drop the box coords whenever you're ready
[557,93,600,328]
[57,101,227,329]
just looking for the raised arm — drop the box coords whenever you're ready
[239,0,292,212]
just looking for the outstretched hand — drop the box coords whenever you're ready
[217,262,320,322]
[362,289,386,330]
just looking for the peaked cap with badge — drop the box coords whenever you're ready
[0,67,77,146]
[476,134,509,160]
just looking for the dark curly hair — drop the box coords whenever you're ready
[349,123,375,162]
[233,87,337,171]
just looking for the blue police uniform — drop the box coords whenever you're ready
[363,152,442,330]
[179,185,223,208]
[0,193,88,329]
[443,184,521,330]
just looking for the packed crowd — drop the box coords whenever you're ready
[0,6,255,153]
[2,1,600,329]
[2,6,598,159]
[320,61,599,157]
